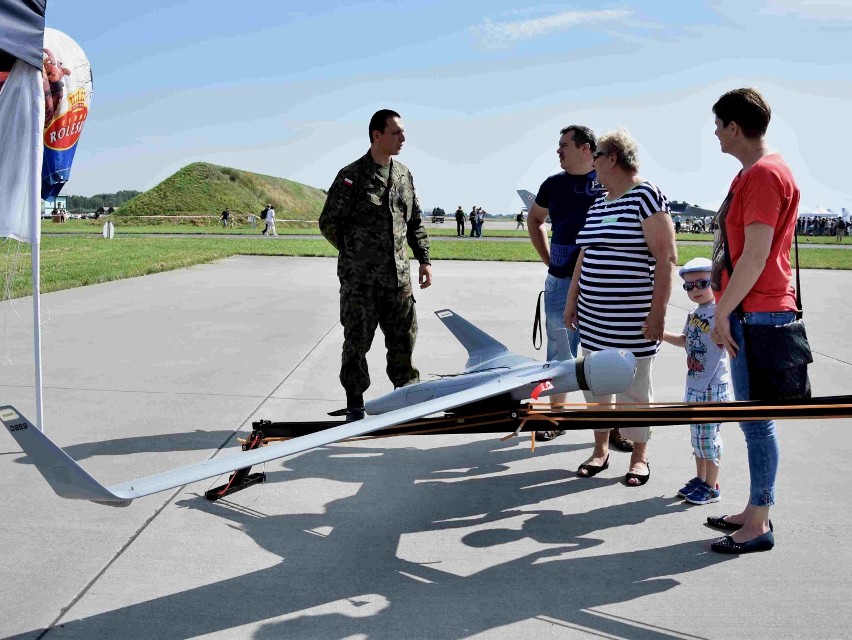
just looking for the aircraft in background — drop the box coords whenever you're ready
[3,309,637,507]
[516,189,535,212]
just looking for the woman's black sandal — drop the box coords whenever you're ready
[624,461,651,486]
[710,530,775,554]
[707,516,773,532]
[577,454,610,478]
[706,515,741,531]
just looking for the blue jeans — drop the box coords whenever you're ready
[729,310,796,506]
[544,273,580,361]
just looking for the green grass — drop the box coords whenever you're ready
[1,237,337,298]
[51,219,848,243]
[43,219,320,234]
[669,232,846,245]
[1,236,849,300]
[791,234,851,245]
[43,219,542,237]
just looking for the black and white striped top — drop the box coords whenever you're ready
[575,181,670,359]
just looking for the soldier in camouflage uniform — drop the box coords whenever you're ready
[319,109,432,421]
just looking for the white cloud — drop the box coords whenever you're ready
[762,0,852,20]
[470,9,632,49]
[712,0,852,22]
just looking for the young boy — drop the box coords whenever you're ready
[663,257,730,505]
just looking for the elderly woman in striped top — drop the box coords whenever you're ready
[564,129,677,486]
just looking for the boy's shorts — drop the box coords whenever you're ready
[685,382,730,461]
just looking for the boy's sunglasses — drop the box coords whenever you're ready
[683,279,711,291]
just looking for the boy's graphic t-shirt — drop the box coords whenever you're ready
[682,301,729,393]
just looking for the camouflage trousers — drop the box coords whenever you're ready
[339,282,419,395]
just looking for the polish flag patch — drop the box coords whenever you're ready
[343,178,353,186]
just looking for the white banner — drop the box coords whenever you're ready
[0,58,44,243]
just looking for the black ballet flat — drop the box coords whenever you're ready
[577,454,610,478]
[710,530,775,554]
[706,516,773,532]
[624,461,650,487]
[706,515,742,531]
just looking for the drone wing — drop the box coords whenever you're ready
[1,367,547,506]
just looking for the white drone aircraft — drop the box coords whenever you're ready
[3,309,636,507]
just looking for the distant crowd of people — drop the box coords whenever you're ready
[798,215,847,241]
[447,206,525,236]
[219,204,278,235]
[450,205,489,237]
[671,213,709,234]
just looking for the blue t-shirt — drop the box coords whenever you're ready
[535,171,604,278]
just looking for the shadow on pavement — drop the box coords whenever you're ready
[17,437,730,639]
[12,430,238,463]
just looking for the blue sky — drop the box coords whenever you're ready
[46,0,852,213]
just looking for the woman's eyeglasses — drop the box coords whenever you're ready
[592,150,609,159]
[683,279,711,291]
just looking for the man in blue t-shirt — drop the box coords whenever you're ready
[527,125,631,450]
[528,125,602,359]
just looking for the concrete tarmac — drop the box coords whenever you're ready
[1,257,850,639]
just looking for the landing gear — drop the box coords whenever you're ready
[204,425,268,501]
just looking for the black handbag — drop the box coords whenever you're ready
[741,316,812,400]
[719,202,812,400]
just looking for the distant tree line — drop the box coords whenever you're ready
[64,190,142,212]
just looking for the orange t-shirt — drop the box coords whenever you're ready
[714,154,800,312]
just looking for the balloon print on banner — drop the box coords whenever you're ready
[41,28,92,201]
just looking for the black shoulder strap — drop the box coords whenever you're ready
[532,290,544,350]
[793,224,803,317]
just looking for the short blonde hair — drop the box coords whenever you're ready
[598,128,640,174]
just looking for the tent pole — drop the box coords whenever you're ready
[32,232,43,432]
[31,123,44,432]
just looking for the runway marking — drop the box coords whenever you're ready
[581,609,710,639]
[434,512,489,523]
[535,615,624,639]
[328,452,384,458]
[397,570,435,584]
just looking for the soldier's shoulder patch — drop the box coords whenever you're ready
[343,178,353,186]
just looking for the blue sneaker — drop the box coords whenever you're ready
[684,481,721,505]
[677,477,702,498]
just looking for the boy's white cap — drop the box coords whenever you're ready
[679,257,712,277]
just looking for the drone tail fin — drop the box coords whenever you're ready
[435,309,510,369]
[1,406,131,506]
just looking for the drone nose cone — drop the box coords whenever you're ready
[584,349,636,396]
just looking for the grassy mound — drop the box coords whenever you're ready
[117,162,327,219]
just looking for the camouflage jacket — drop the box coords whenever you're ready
[318,152,430,289]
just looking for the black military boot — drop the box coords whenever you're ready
[345,407,365,422]
[345,391,365,422]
